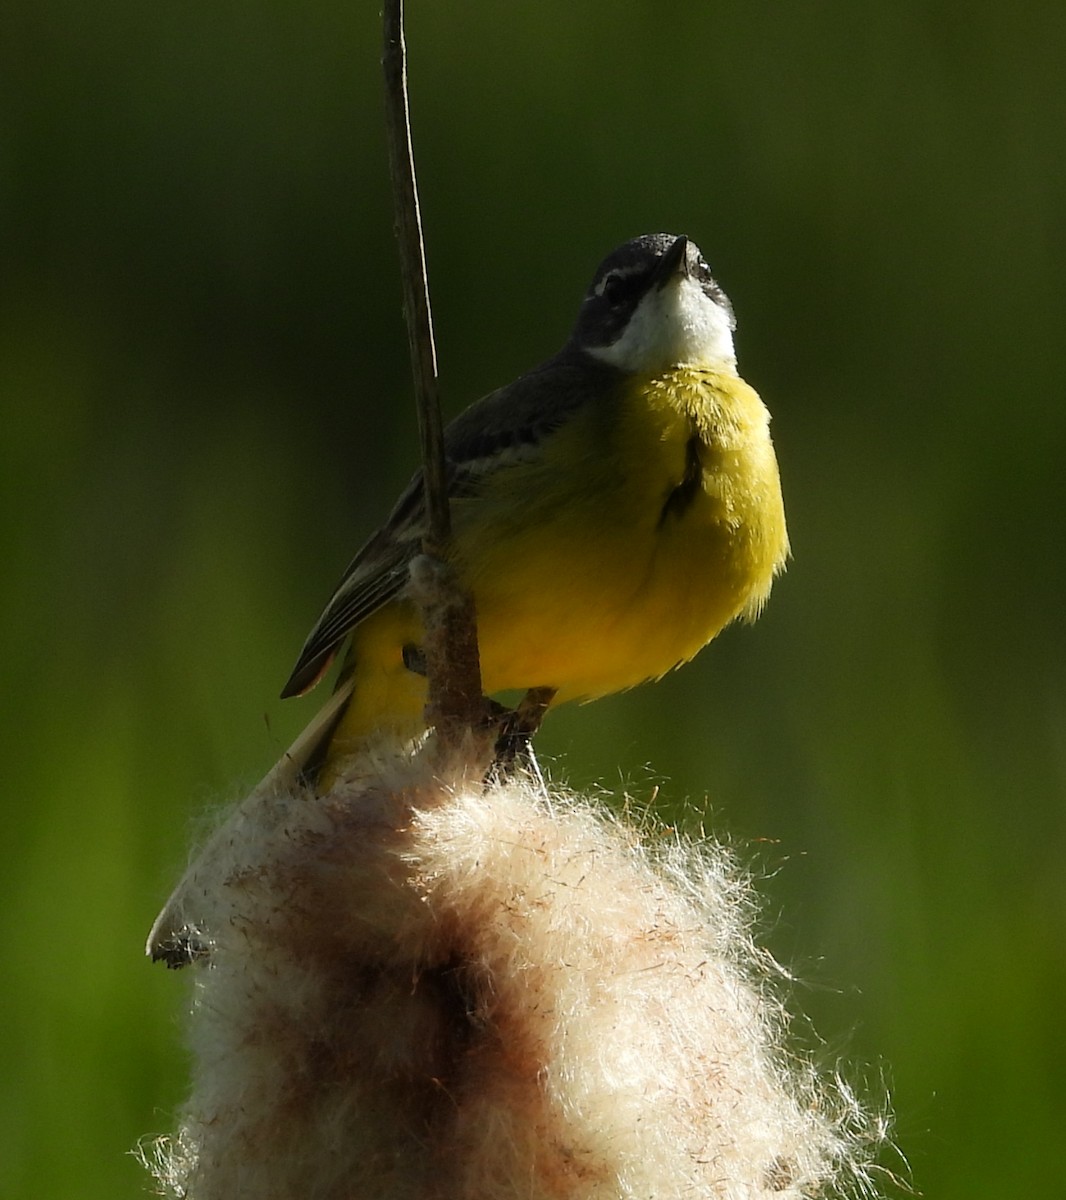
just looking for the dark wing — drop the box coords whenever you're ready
[280,348,620,698]
[279,474,425,696]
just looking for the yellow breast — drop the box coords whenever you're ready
[453,366,789,701]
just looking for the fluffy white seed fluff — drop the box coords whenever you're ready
[141,741,889,1200]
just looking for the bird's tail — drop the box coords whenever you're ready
[145,680,356,964]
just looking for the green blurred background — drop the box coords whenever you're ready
[3,0,1064,1195]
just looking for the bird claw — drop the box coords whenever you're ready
[490,687,557,786]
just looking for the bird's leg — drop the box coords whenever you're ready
[408,641,553,780]
[491,687,557,786]
[511,686,557,740]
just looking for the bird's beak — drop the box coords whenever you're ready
[652,235,691,290]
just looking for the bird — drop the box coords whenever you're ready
[282,233,789,783]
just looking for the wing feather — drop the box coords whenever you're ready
[280,349,620,698]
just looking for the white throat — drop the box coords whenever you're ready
[588,276,737,374]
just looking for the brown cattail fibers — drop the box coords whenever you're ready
[142,740,888,1199]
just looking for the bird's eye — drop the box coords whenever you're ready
[601,271,638,307]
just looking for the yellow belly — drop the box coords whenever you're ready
[327,366,788,760]
[463,366,788,698]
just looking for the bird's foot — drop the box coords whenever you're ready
[490,687,557,788]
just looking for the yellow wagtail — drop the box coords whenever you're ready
[282,233,789,778]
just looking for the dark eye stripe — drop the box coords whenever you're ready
[601,270,646,306]
[595,265,635,294]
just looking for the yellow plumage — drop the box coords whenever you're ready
[323,366,786,766]
[284,235,789,778]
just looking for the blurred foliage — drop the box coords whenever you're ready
[2,0,1064,1196]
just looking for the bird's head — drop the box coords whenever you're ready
[570,233,737,373]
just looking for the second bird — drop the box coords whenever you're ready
[283,233,789,781]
